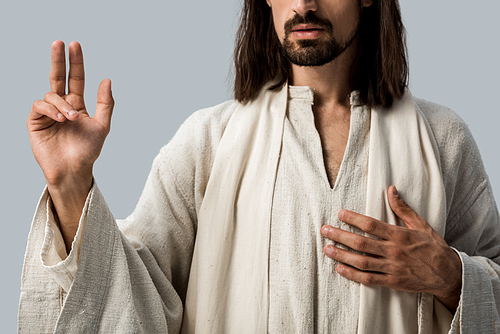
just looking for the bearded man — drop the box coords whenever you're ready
[19,0,500,333]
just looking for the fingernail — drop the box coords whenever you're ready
[339,210,345,220]
[325,246,334,256]
[321,225,331,236]
[393,186,399,196]
[67,110,77,116]
[57,113,63,119]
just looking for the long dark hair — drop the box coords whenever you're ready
[233,0,408,109]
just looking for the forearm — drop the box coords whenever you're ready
[46,170,93,254]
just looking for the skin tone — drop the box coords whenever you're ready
[28,0,462,314]
[267,0,462,312]
[27,41,114,253]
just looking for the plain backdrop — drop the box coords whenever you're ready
[1,0,499,332]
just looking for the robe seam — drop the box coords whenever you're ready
[446,178,487,234]
[161,157,197,215]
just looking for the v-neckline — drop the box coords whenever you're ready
[287,86,367,192]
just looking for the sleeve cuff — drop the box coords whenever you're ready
[448,247,500,333]
[39,184,93,292]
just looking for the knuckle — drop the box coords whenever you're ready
[390,229,409,243]
[32,100,42,109]
[388,275,402,287]
[50,74,66,82]
[398,196,408,208]
[44,91,55,101]
[356,258,370,271]
[362,274,376,286]
[353,238,367,251]
[388,227,399,239]
[380,261,393,273]
[364,219,378,233]
[70,74,84,81]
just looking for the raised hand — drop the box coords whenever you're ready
[321,185,462,312]
[28,41,114,252]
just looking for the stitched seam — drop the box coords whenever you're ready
[447,178,488,233]
[164,159,197,214]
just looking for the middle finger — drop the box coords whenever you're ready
[324,245,388,273]
[68,41,85,98]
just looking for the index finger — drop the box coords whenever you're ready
[49,40,66,96]
[338,210,392,240]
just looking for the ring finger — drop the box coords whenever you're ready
[43,91,79,120]
[324,245,387,273]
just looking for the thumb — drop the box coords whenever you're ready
[388,185,427,230]
[94,78,114,130]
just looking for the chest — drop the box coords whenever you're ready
[267,100,370,333]
[314,108,351,188]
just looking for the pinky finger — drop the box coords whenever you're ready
[30,100,67,122]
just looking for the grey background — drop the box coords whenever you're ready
[1,0,498,332]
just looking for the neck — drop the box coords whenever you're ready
[288,40,359,110]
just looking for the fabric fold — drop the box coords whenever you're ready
[358,92,449,334]
[182,83,288,333]
[183,86,450,333]
[20,86,470,333]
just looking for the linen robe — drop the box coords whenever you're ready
[19,86,500,333]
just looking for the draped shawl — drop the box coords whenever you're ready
[182,83,449,333]
[19,83,456,333]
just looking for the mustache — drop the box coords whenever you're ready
[284,12,334,35]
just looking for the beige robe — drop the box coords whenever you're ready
[19,85,500,333]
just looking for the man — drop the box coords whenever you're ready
[19,0,500,333]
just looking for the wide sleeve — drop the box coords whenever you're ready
[19,154,192,333]
[18,100,238,333]
[432,110,500,333]
[416,98,500,333]
[446,180,500,333]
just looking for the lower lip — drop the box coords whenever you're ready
[291,30,324,39]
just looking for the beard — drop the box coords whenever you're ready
[280,12,359,67]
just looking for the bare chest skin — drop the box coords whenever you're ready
[313,105,351,188]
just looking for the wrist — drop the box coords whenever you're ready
[46,172,93,254]
[434,248,463,312]
[44,165,93,189]
[46,171,93,225]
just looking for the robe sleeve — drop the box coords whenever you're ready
[437,114,500,333]
[39,191,88,292]
[446,180,500,333]
[18,100,238,333]
[19,156,190,333]
[415,98,500,333]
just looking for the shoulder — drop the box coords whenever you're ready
[157,100,239,160]
[415,98,470,144]
[414,97,482,165]
[151,100,240,208]
[172,100,239,146]
[414,97,489,223]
